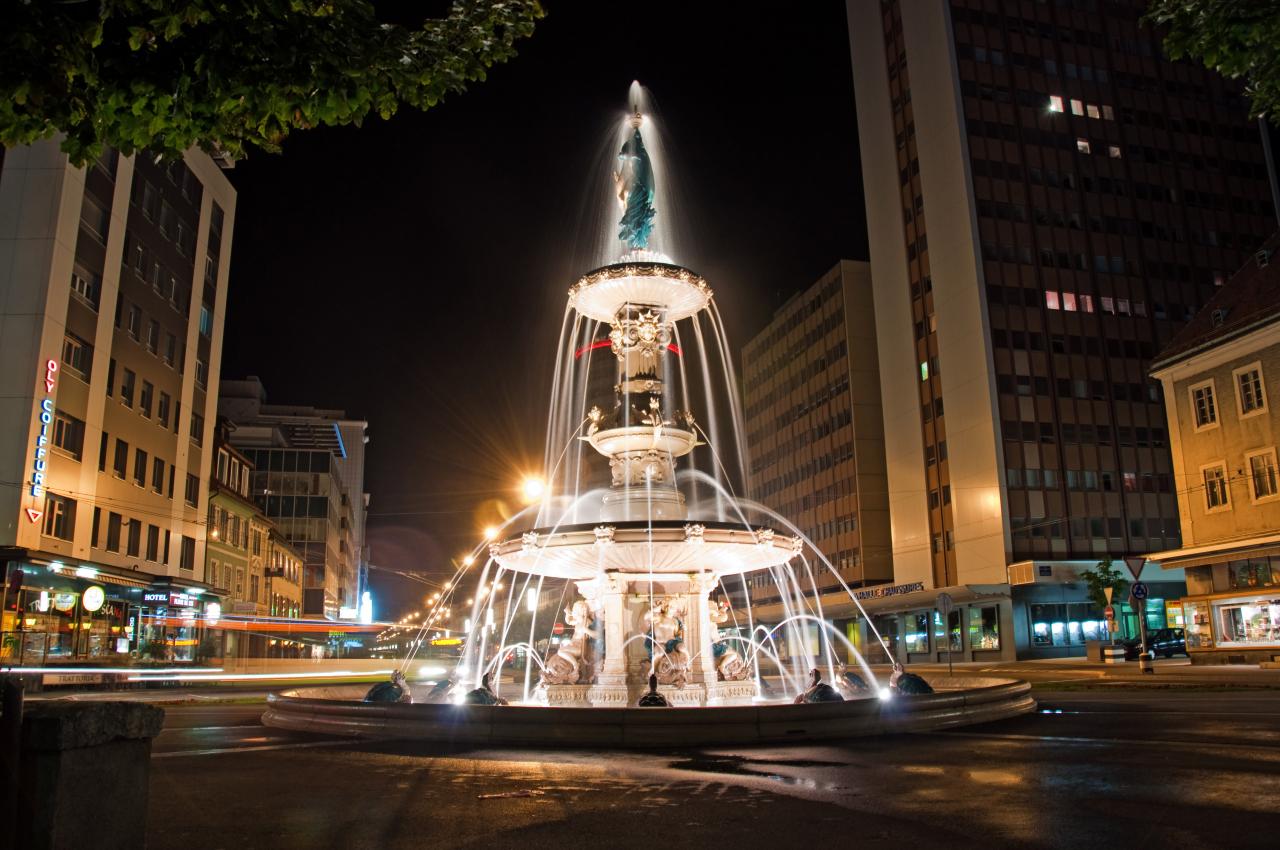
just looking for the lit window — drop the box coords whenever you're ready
[1070,99,1084,116]
[1076,138,1091,154]
[1063,292,1078,311]
[1108,145,1122,159]
[1080,295,1095,313]
[1048,95,1064,112]
[1190,381,1218,429]
[920,361,929,381]
[1045,291,1061,310]
[1248,450,1279,501]
[1102,104,1115,120]
[1101,297,1115,314]
[1086,104,1100,119]
[1235,363,1267,416]
[1203,464,1230,511]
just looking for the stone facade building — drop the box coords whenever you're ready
[1149,236,1280,663]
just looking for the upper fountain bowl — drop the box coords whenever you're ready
[569,262,712,323]
[490,520,801,580]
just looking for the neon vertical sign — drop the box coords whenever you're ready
[31,359,58,498]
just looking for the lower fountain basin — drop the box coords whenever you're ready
[261,676,1034,747]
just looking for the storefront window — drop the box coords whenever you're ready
[905,612,930,653]
[871,614,899,662]
[1032,603,1110,647]
[1183,599,1212,649]
[1213,596,1280,647]
[932,610,962,651]
[1228,557,1276,590]
[968,605,1000,650]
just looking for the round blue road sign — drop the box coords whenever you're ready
[1130,581,1149,600]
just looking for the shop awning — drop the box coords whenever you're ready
[1146,533,1280,570]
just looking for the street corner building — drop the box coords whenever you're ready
[0,139,235,671]
[1148,236,1280,665]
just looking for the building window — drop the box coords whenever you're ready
[1234,362,1267,417]
[163,333,177,366]
[1190,380,1218,430]
[112,438,128,478]
[69,268,102,309]
[79,196,110,242]
[1076,138,1091,154]
[126,519,141,556]
[157,391,171,428]
[133,448,147,487]
[195,357,208,389]
[42,493,76,540]
[1248,449,1280,502]
[199,304,213,337]
[61,334,92,380]
[146,319,160,352]
[126,304,141,340]
[1203,463,1231,512]
[152,457,165,494]
[185,473,199,507]
[52,411,85,460]
[180,535,196,571]
[106,512,122,552]
[120,368,136,407]
[1108,145,1122,159]
[146,524,160,561]
[1048,94,1064,112]
[139,380,154,418]
[190,412,204,446]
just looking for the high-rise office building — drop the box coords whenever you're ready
[742,262,892,606]
[0,140,235,663]
[847,0,1277,659]
[218,377,368,620]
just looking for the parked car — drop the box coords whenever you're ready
[1123,628,1188,659]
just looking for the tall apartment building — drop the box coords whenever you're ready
[0,140,234,664]
[218,377,368,620]
[1148,236,1280,663]
[847,0,1277,659]
[742,262,893,645]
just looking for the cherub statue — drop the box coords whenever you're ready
[709,599,750,681]
[645,599,690,687]
[540,597,597,686]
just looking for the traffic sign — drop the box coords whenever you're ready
[1104,605,1115,619]
[1123,557,1146,581]
[1130,581,1149,600]
[937,592,954,617]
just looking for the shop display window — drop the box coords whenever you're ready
[1031,602,1112,647]
[871,614,899,662]
[968,605,1000,650]
[1213,596,1280,647]
[905,612,930,653]
[1228,557,1276,590]
[932,609,962,651]
[1183,599,1212,649]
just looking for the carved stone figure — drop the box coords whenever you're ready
[890,663,934,695]
[540,598,597,686]
[636,673,670,707]
[645,599,689,688]
[464,673,509,705]
[794,669,844,704]
[614,117,656,250]
[709,599,751,681]
[364,670,412,704]
[834,663,872,698]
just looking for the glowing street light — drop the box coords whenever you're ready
[521,476,546,502]
[483,526,499,541]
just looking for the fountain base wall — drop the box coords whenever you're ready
[262,676,1036,747]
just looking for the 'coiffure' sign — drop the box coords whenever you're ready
[31,359,58,498]
[853,581,926,601]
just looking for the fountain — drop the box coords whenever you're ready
[263,85,1034,744]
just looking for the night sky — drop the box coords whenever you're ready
[218,2,868,619]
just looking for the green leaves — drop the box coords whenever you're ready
[0,0,544,165]
[1145,0,1280,122]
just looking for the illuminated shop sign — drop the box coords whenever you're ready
[30,359,58,499]
[143,590,197,608]
[82,585,105,612]
[853,581,926,601]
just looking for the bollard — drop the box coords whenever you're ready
[1139,651,1155,675]
[1,678,23,837]
[18,701,164,850]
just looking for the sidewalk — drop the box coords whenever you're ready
[898,656,1280,688]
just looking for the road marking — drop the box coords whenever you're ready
[924,730,1280,754]
[160,724,262,733]
[154,738,358,758]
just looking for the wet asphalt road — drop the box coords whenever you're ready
[148,689,1280,849]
